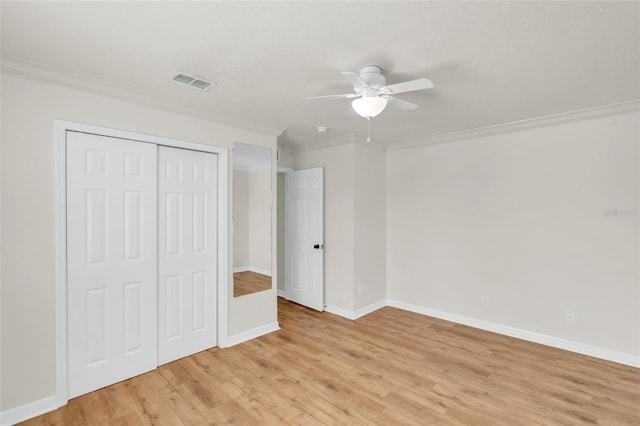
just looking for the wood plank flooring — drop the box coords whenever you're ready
[22,298,640,425]
[233,271,271,297]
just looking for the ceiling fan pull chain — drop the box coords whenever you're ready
[367,117,371,142]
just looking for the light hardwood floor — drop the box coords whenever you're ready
[22,298,639,425]
[233,271,271,297]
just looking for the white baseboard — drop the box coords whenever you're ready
[277,289,285,298]
[324,304,357,319]
[3,322,280,424]
[386,299,640,368]
[325,299,386,320]
[227,321,280,347]
[1,395,59,426]
[233,266,272,276]
[320,298,639,367]
[354,300,387,319]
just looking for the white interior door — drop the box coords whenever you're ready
[284,168,324,311]
[158,146,218,365]
[67,131,157,398]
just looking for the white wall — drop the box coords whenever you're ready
[277,145,294,170]
[294,142,388,313]
[386,109,640,357]
[1,73,278,412]
[353,144,387,310]
[289,106,638,362]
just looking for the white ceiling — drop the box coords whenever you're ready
[2,1,639,149]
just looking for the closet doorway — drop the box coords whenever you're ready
[56,122,229,403]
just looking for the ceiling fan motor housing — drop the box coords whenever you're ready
[360,65,386,89]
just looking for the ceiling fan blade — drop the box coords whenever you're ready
[341,71,370,91]
[381,78,433,95]
[306,93,358,100]
[385,96,419,110]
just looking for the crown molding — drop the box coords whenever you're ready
[388,99,640,151]
[292,132,388,154]
[288,99,639,155]
[1,54,286,138]
[7,53,635,148]
[293,133,357,153]
[354,137,387,152]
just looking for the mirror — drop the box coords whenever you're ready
[233,143,272,297]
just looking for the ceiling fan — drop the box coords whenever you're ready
[306,65,434,119]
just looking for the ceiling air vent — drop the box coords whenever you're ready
[172,72,216,91]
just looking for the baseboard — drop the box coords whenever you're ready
[3,321,279,424]
[354,300,387,319]
[325,299,386,320]
[227,321,280,347]
[1,395,59,426]
[324,304,357,319]
[291,297,638,367]
[387,299,640,368]
[277,289,285,298]
[233,266,272,276]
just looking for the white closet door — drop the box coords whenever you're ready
[67,131,157,398]
[158,146,218,365]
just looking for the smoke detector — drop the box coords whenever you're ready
[172,72,216,91]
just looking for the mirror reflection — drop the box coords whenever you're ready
[233,143,272,297]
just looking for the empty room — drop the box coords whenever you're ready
[1,1,639,425]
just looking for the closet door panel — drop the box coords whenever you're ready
[67,131,157,398]
[158,146,218,365]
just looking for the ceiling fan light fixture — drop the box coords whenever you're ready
[351,96,387,118]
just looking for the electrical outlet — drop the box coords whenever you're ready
[358,285,364,296]
[565,310,575,323]
[482,296,490,306]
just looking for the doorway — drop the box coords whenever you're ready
[282,167,325,311]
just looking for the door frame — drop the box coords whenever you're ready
[276,167,293,298]
[54,120,229,407]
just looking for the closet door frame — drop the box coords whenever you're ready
[54,120,230,408]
